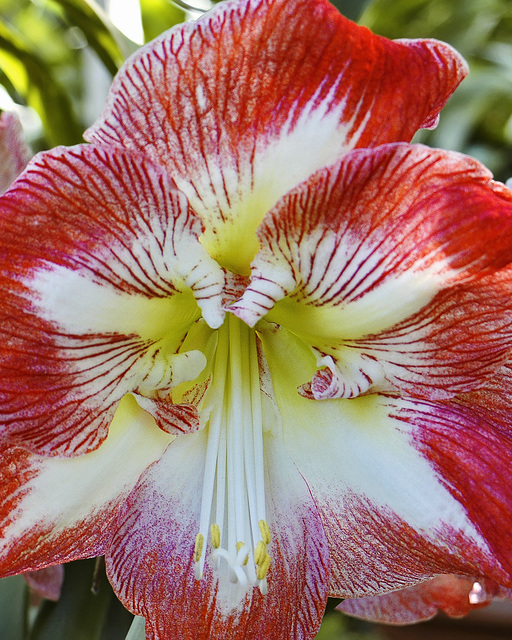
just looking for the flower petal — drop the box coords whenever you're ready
[0,144,224,455]
[232,144,512,399]
[23,565,64,601]
[0,112,31,194]
[342,270,512,400]
[259,324,512,599]
[338,575,512,624]
[106,430,329,640]
[85,0,466,273]
[394,363,512,582]
[0,395,172,577]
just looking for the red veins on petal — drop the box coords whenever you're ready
[132,394,200,436]
[258,144,512,300]
[0,396,171,577]
[350,270,512,400]
[0,443,111,575]
[232,144,512,399]
[107,434,329,640]
[338,574,512,624]
[0,144,221,455]
[394,364,512,581]
[86,0,467,234]
[322,488,510,599]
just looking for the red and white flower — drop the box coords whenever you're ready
[1,0,512,638]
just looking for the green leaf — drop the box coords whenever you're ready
[46,0,134,73]
[140,0,186,42]
[28,559,130,640]
[125,616,146,640]
[0,575,28,640]
[0,19,83,146]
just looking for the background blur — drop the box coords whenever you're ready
[0,0,511,639]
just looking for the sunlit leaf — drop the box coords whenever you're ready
[47,0,134,72]
[140,0,186,42]
[0,19,82,146]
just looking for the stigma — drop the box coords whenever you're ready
[193,313,272,594]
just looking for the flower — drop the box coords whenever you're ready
[1,0,512,638]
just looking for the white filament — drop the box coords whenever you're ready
[194,314,270,593]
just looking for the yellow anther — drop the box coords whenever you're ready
[256,553,271,581]
[254,540,266,565]
[258,519,271,545]
[236,542,249,566]
[194,533,204,563]
[210,523,221,549]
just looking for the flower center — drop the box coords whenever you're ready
[193,313,272,594]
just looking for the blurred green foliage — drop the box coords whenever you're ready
[362,0,512,181]
[0,0,184,148]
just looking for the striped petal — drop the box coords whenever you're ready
[106,430,329,640]
[338,575,512,624]
[232,144,512,400]
[259,325,512,599]
[0,395,172,576]
[0,112,31,194]
[85,0,466,274]
[0,144,224,455]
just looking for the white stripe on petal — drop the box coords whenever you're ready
[28,264,201,341]
[0,395,172,563]
[260,324,495,595]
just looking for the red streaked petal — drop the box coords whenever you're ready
[0,144,224,455]
[234,144,512,325]
[132,393,200,436]
[3,144,225,325]
[338,575,512,624]
[0,112,31,194]
[107,431,329,640]
[391,363,512,582]
[0,395,171,577]
[298,269,512,401]
[86,0,466,273]
[260,325,512,599]
[346,270,512,400]
[232,144,512,399]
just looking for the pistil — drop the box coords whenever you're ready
[194,313,271,593]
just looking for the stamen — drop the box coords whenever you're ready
[259,519,271,545]
[192,314,271,593]
[210,523,221,549]
[254,540,266,565]
[194,533,204,563]
[256,553,271,581]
